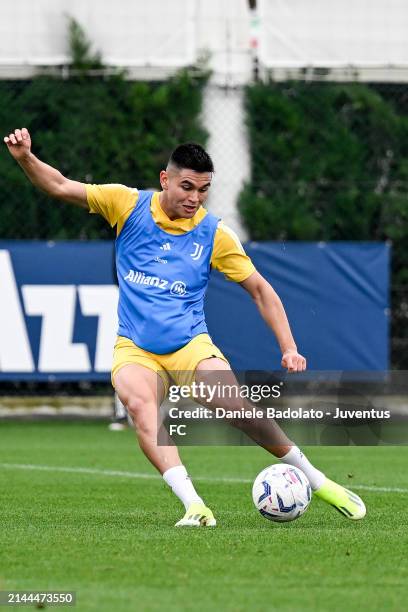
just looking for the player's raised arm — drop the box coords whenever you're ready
[3,128,88,208]
[240,270,307,373]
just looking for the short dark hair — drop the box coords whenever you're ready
[168,143,214,173]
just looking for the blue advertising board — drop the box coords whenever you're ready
[205,241,390,371]
[0,241,389,380]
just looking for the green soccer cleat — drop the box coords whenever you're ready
[314,478,366,520]
[175,503,217,527]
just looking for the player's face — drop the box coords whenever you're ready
[160,169,212,219]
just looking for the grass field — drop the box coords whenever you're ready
[1,421,408,611]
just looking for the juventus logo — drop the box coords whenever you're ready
[191,242,204,261]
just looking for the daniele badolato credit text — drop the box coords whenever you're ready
[167,406,391,420]
[166,383,390,422]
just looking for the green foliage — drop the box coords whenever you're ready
[239,81,408,367]
[68,16,103,70]
[0,21,209,239]
[240,82,408,244]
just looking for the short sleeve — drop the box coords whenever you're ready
[211,221,256,282]
[86,184,139,231]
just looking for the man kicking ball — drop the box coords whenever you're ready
[4,128,366,525]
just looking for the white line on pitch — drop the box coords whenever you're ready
[1,463,407,494]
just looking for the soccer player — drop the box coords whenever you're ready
[4,128,366,525]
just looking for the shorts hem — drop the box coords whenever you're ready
[112,361,169,394]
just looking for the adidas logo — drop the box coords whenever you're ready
[160,242,171,251]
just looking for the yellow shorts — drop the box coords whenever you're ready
[112,333,228,394]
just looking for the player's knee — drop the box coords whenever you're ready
[126,396,156,432]
[126,395,150,417]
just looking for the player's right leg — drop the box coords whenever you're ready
[113,359,215,526]
[113,363,177,473]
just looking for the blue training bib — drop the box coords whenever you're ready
[116,190,219,354]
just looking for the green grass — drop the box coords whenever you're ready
[1,421,408,611]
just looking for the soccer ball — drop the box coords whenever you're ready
[252,464,311,522]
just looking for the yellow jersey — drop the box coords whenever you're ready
[86,184,255,283]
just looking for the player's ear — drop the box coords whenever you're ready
[160,170,169,191]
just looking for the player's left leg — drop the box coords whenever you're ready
[195,358,366,520]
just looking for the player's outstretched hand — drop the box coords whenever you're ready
[4,127,32,161]
[281,349,306,373]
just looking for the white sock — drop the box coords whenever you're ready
[162,465,204,510]
[280,446,326,490]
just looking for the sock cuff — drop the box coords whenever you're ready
[280,446,326,490]
[280,446,301,462]
[163,464,187,482]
